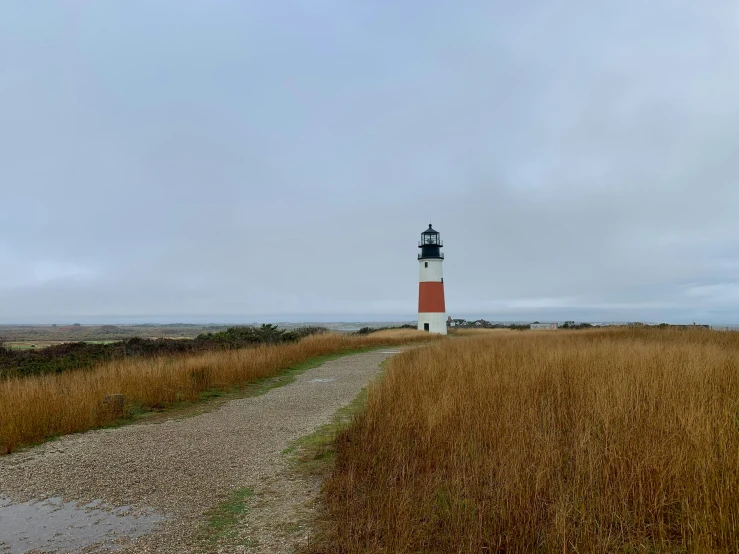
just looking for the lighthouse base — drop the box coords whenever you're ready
[418,313,448,335]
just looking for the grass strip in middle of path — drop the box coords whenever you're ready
[198,358,394,551]
[201,487,256,545]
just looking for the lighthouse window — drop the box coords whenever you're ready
[425,262,428,268]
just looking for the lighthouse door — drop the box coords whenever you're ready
[423,323,430,331]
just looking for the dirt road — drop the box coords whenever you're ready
[0,349,402,553]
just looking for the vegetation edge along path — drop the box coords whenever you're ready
[0,330,440,454]
[0,346,411,553]
[111,348,382,432]
[282,358,391,476]
[304,327,739,553]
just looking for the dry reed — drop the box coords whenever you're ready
[310,328,739,553]
[0,330,438,454]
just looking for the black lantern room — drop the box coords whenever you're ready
[418,224,444,260]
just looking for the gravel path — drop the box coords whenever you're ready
[0,349,403,553]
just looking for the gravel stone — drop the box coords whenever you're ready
[0,349,402,553]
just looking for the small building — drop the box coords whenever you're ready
[530,323,558,330]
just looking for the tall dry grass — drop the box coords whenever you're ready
[0,330,438,454]
[450,327,510,336]
[311,328,739,553]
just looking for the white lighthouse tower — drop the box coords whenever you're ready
[417,224,447,335]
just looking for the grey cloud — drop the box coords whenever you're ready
[2,2,739,323]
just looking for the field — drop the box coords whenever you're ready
[0,322,416,343]
[309,327,739,552]
[0,324,232,343]
[0,329,438,454]
[4,340,121,350]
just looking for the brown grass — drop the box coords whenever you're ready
[309,327,739,553]
[0,330,439,454]
[449,327,511,336]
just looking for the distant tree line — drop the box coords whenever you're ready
[354,324,416,335]
[449,319,512,329]
[449,319,532,330]
[0,323,233,342]
[561,321,594,330]
[449,319,594,331]
[0,324,328,380]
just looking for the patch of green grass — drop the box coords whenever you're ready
[6,343,40,350]
[200,389,226,400]
[205,487,255,541]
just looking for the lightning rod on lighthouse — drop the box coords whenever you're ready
[417,224,447,334]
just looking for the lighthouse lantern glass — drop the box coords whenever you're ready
[418,225,444,259]
[421,225,441,246]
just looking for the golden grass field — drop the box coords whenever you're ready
[0,329,438,454]
[309,327,739,553]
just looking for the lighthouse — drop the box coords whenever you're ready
[418,224,447,335]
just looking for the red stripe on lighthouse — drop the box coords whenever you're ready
[418,281,446,313]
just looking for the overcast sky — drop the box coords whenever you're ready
[2,2,739,324]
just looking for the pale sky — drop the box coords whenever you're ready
[2,2,739,324]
